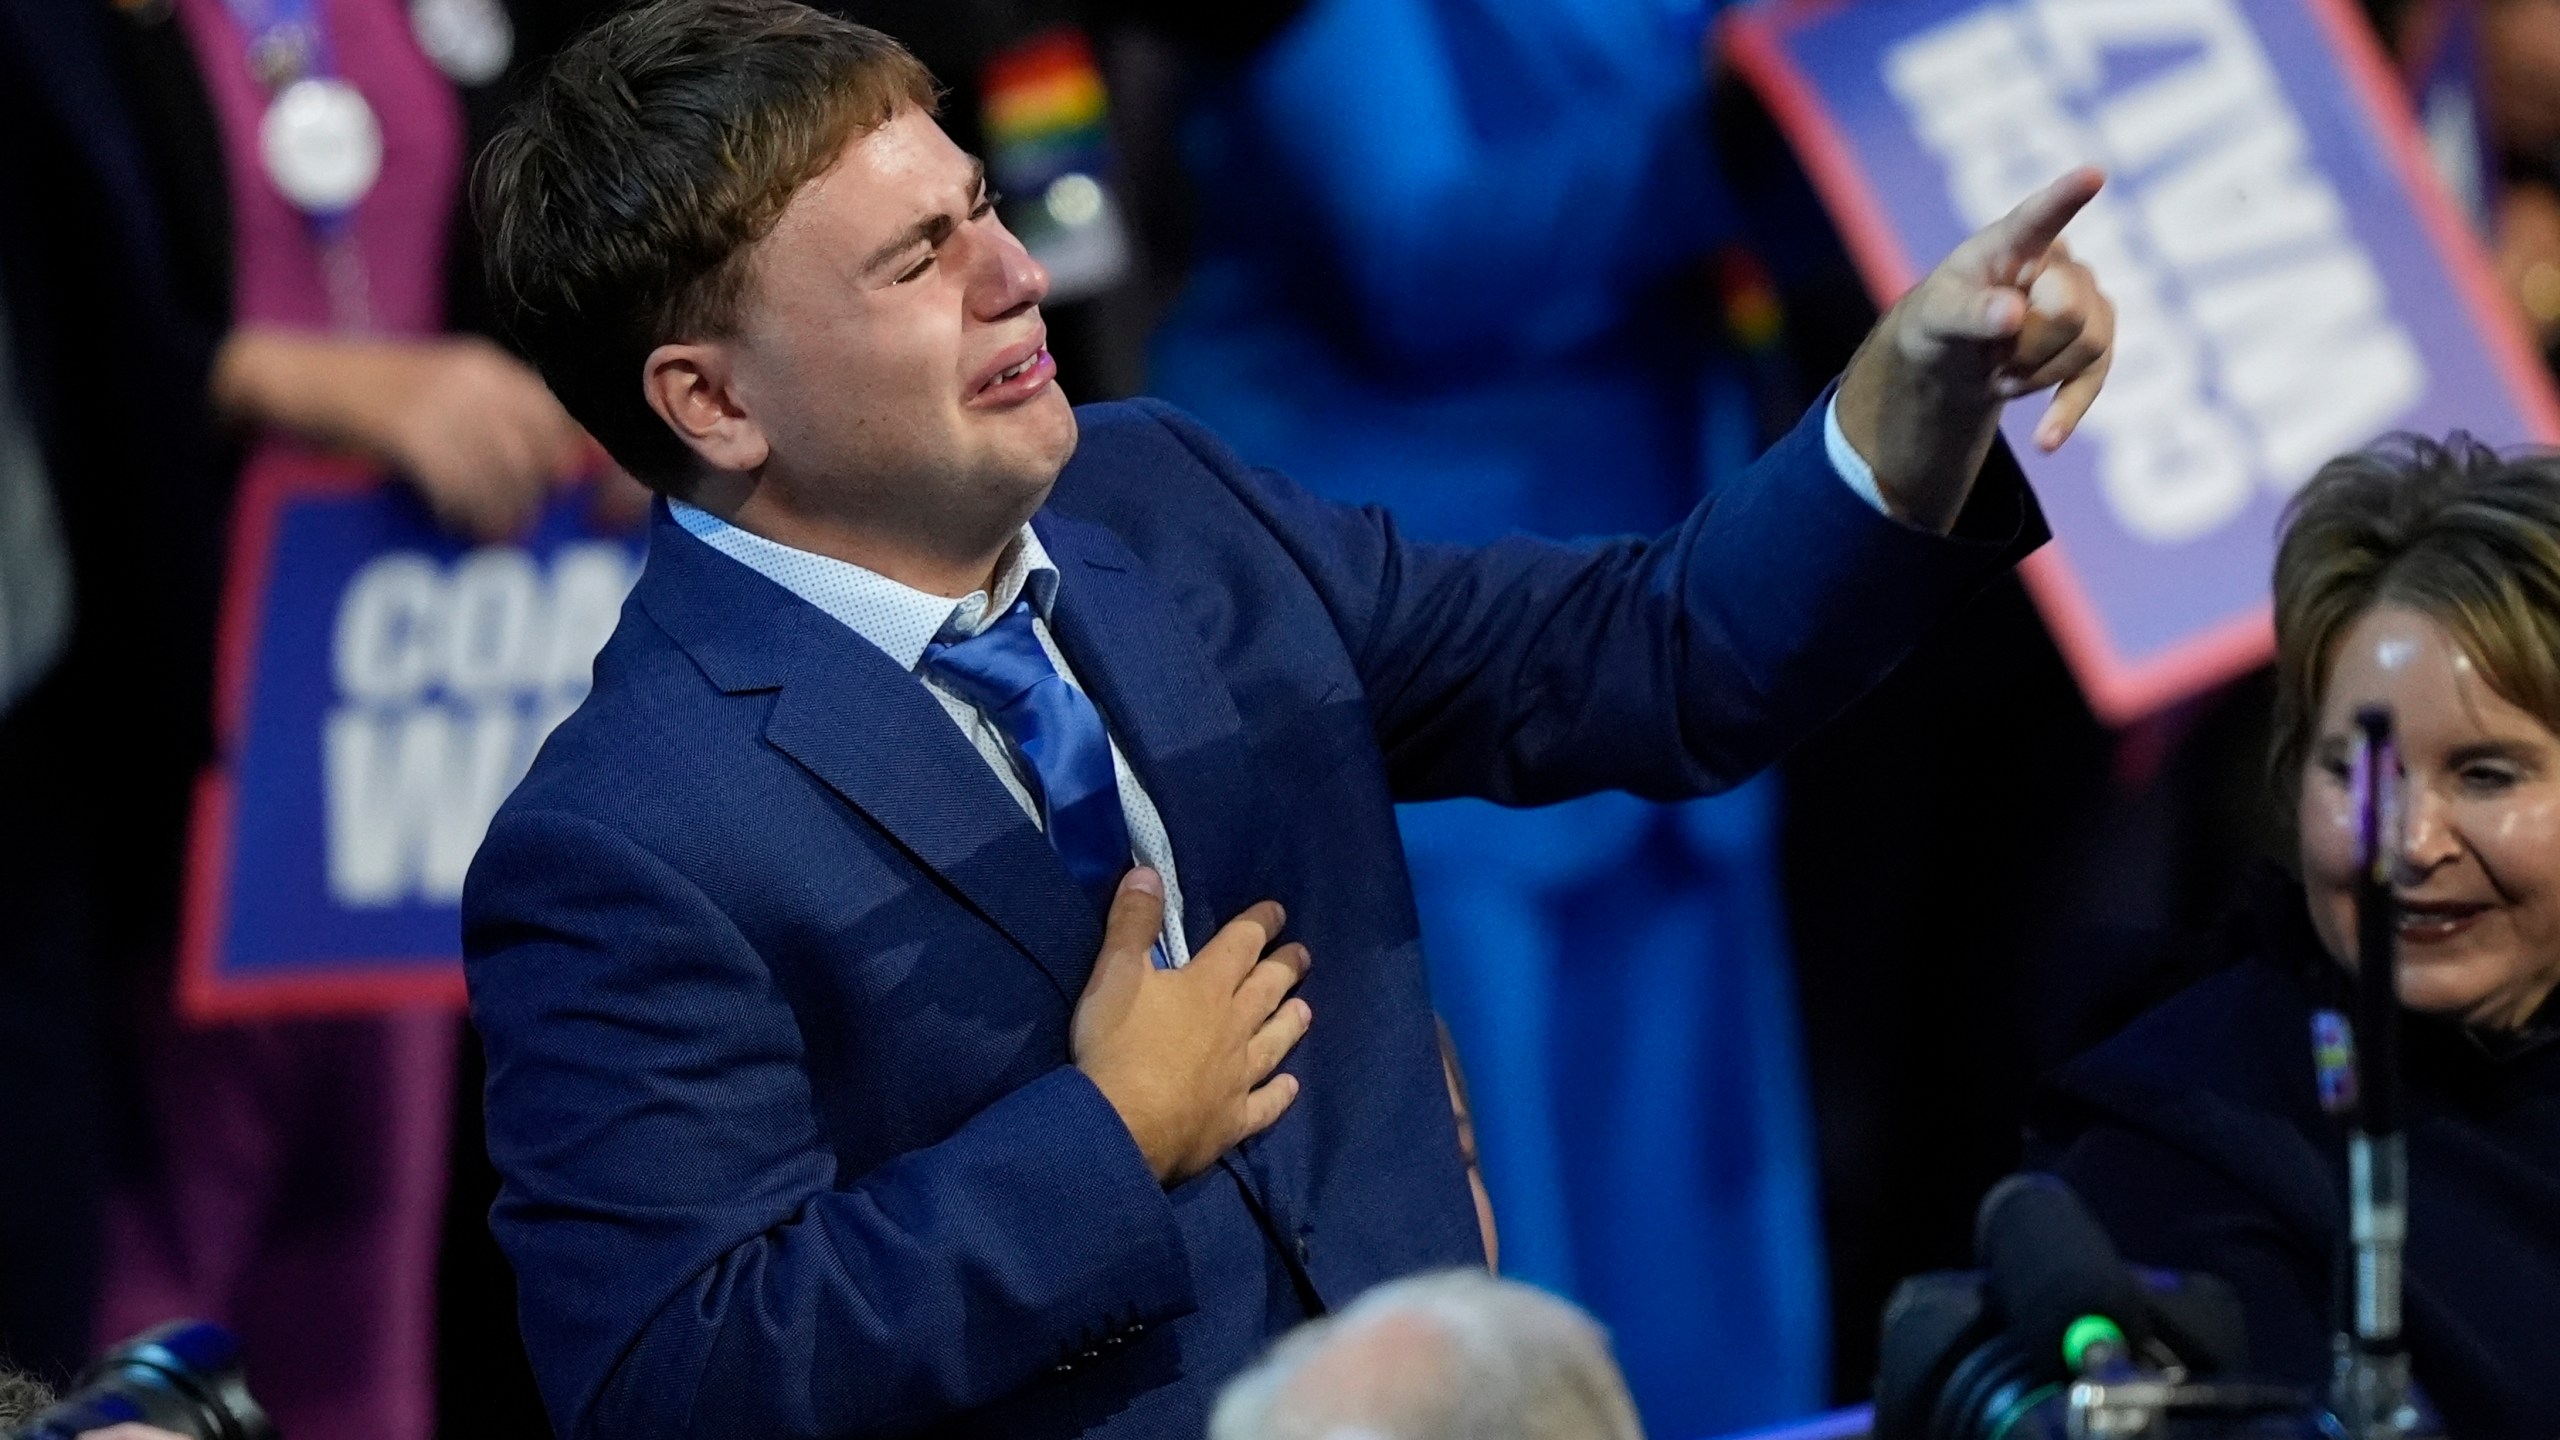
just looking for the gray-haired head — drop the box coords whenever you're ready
[1209,1270,1645,1440]
[0,1366,54,1430]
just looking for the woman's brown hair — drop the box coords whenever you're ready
[2272,433,2560,792]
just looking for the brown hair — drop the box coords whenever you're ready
[2272,433,2560,791]
[475,0,935,490]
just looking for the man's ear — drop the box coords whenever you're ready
[643,341,771,476]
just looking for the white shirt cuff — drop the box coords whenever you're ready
[1823,395,1889,516]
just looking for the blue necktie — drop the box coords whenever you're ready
[923,598,1135,917]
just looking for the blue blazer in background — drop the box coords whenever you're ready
[461,398,2040,1440]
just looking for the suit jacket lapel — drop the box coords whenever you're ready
[643,505,1313,1237]
[636,512,1100,1005]
[1034,512,1279,958]
[1035,514,1309,1227]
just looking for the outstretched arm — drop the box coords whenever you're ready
[1140,170,2111,803]
[1153,393,2034,804]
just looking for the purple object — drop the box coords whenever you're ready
[2314,1008,2360,1115]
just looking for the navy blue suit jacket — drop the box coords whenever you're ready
[462,398,2040,1440]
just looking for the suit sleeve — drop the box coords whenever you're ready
[463,807,1196,1440]
[1131,395,2044,805]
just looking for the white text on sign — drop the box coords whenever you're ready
[325,542,638,907]
[1885,0,2428,541]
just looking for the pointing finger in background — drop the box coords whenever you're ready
[1969,166,2105,281]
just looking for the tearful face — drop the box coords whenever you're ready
[722,106,1075,546]
[2298,604,2560,1030]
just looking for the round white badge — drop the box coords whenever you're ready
[259,77,383,214]
[410,0,513,86]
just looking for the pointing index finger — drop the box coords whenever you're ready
[1976,167,2104,278]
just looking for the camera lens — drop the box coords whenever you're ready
[12,1322,276,1440]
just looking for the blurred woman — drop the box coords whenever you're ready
[1143,2,1830,1427]
[2032,435,2560,1435]
[0,0,596,1435]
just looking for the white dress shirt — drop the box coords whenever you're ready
[1823,396,1889,514]
[671,501,1194,967]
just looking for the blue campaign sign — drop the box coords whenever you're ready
[180,454,644,1019]
[1723,0,2560,721]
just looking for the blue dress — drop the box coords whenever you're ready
[1148,0,1830,1428]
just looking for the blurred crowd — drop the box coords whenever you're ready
[6,0,2560,1438]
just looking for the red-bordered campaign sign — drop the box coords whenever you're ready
[180,453,644,1021]
[1723,0,2560,722]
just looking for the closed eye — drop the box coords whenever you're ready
[2460,762,2522,794]
[889,189,1001,285]
[2447,740,2541,794]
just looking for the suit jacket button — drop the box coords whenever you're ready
[1295,1236,1312,1264]
[1051,1361,1077,1378]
